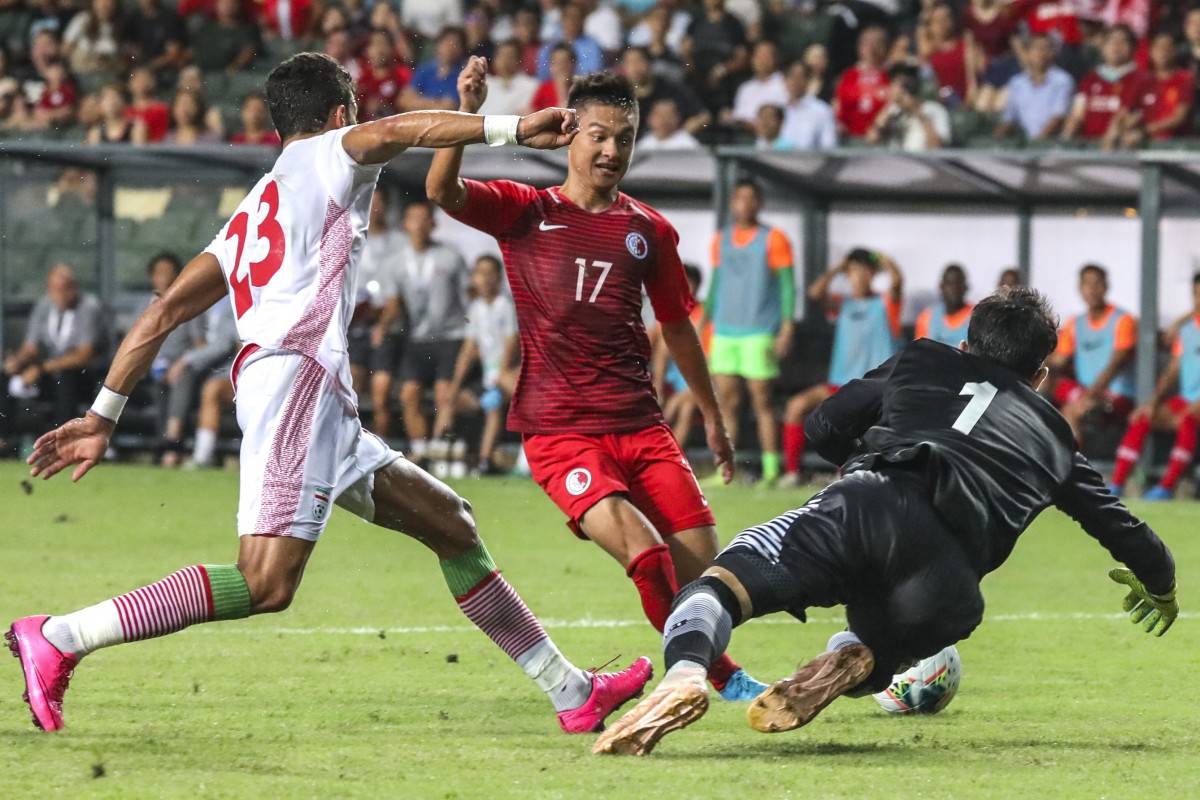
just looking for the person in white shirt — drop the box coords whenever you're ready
[477,40,539,115]
[867,64,951,151]
[401,0,464,39]
[445,255,519,473]
[780,60,837,149]
[638,97,702,149]
[14,53,650,738]
[582,0,624,52]
[349,188,406,438]
[730,40,789,128]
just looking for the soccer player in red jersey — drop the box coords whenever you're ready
[427,59,767,701]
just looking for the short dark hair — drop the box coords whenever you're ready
[846,247,879,269]
[567,71,637,115]
[683,263,703,289]
[967,287,1059,378]
[405,198,435,216]
[265,52,356,141]
[475,254,502,271]
[889,63,920,95]
[1192,272,1200,287]
[943,263,965,279]
[438,25,468,51]
[1080,263,1108,283]
[146,251,182,275]
[550,41,577,64]
[733,177,762,197]
[1108,23,1136,50]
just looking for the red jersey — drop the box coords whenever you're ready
[450,180,694,435]
[356,63,413,120]
[530,80,566,111]
[927,39,969,100]
[229,129,282,146]
[1016,0,1082,47]
[38,81,75,112]
[1144,69,1193,140]
[835,64,889,137]
[1077,68,1154,139]
[126,101,169,142]
[963,7,1016,59]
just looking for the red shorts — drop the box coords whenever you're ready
[1051,378,1134,418]
[523,423,715,539]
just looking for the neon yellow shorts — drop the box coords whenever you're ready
[709,333,778,381]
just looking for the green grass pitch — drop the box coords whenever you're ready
[1,463,1197,798]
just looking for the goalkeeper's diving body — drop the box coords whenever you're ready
[596,286,1179,755]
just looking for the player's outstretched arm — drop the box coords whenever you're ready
[1053,452,1177,631]
[27,253,227,482]
[345,57,576,167]
[804,353,898,465]
[660,319,734,483]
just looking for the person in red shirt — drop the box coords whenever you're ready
[1132,32,1193,144]
[125,65,169,142]
[427,59,768,701]
[917,2,977,106]
[355,29,413,120]
[530,42,575,111]
[1062,24,1152,147]
[227,91,281,146]
[834,25,891,138]
[33,59,75,130]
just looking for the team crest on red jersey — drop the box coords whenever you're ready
[625,232,649,260]
[565,468,592,496]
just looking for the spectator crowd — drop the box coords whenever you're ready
[1,0,1200,150]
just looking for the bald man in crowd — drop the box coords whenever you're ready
[1,264,108,453]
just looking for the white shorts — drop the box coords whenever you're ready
[234,350,401,541]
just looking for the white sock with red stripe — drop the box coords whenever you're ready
[442,543,592,712]
[41,565,252,658]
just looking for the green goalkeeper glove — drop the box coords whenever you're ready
[1109,568,1178,637]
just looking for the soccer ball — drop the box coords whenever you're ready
[872,645,962,715]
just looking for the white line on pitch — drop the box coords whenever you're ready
[199,610,1197,636]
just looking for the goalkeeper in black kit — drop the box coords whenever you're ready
[595,286,1178,755]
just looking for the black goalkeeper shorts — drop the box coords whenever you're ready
[715,469,985,692]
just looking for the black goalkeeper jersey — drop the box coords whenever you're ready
[805,339,1175,595]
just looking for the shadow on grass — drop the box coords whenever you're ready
[654,740,908,760]
[648,734,1159,761]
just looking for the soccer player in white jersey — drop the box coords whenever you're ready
[7,53,651,734]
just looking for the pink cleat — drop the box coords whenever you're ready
[558,656,653,734]
[6,615,78,732]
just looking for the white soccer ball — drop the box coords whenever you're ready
[872,645,962,715]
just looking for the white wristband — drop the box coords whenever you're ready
[90,386,128,423]
[483,115,521,147]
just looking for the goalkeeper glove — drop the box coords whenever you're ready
[1108,568,1177,637]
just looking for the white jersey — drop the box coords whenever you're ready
[204,127,382,409]
[466,294,516,386]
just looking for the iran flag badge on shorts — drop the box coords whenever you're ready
[313,486,332,520]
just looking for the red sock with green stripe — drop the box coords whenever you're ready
[41,565,251,658]
[441,541,592,712]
